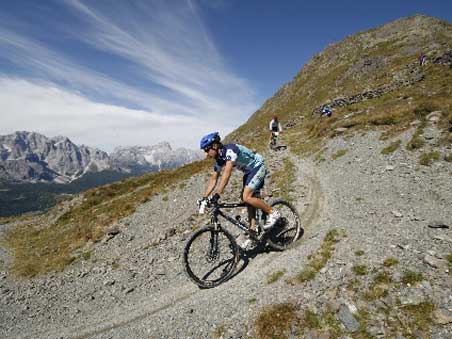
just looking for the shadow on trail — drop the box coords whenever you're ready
[269,144,287,151]
[224,243,274,283]
[224,225,305,285]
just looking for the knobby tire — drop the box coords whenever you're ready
[266,199,302,250]
[183,225,239,288]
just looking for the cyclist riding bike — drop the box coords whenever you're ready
[199,132,280,247]
[269,115,282,145]
[320,105,333,117]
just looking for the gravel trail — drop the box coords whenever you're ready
[1,126,451,338]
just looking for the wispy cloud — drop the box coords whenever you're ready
[0,78,211,152]
[0,0,257,149]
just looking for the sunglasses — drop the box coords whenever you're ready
[203,146,211,153]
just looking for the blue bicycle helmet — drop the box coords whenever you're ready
[200,132,220,150]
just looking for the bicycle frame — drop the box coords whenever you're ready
[209,202,253,233]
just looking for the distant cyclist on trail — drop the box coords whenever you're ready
[320,105,333,117]
[269,115,282,143]
[199,132,281,247]
[418,52,426,66]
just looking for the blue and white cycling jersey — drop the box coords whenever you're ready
[214,144,264,174]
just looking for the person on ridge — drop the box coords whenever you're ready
[418,52,426,66]
[269,115,282,143]
[320,105,333,117]
[198,132,280,248]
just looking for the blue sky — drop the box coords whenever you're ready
[0,0,450,151]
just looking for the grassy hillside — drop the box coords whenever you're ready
[1,160,209,277]
[0,171,132,218]
[2,15,451,277]
[228,15,452,156]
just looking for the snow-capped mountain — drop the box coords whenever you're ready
[0,132,203,183]
[110,142,203,174]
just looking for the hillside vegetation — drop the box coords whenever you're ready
[2,160,208,277]
[229,15,452,155]
[2,15,451,279]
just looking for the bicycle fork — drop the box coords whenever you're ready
[207,229,219,261]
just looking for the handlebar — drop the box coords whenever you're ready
[197,198,246,214]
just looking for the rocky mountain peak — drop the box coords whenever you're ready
[0,131,203,183]
[110,141,202,174]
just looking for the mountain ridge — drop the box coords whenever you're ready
[0,131,203,184]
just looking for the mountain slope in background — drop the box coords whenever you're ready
[110,142,203,175]
[0,131,203,184]
[228,15,451,153]
[0,131,111,183]
[0,131,203,216]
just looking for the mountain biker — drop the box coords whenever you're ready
[199,132,280,247]
[269,115,282,144]
[320,105,333,117]
[418,52,426,66]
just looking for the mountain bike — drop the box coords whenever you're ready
[183,198,302,288]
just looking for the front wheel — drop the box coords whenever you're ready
[266,199,303,250]
[183,225,239,288]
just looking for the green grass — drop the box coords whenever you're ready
[331,149,348,160]
[303,309,321,329]
[271,157,296,202]
[446,253,452,274]
[354,250,365,256]
[401,301,435,337]
[401,270,423,285]
[255,303,297,339]
[266,269,286,284]
[321,306,344,337]
[363,271,392,301]
[383,257,399,267]
[81,250,91,261]
[289,229,341,284]
[381,140,401,154]
[373,271,392,285]
[352,265,369,276]
[293,268,316,283]
[419,151,441,166]
[406,129,425,151]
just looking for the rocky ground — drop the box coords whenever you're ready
[0,122,451,338]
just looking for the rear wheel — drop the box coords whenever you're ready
[183,225,239,288]
[266,199,302,250]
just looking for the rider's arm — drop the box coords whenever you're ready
[204,170,219,197]
[216,160,233,195]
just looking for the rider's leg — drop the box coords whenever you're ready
[243,165,281,230]
[242,165,272,222]
[243,187,272,215]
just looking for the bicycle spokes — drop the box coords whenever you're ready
[183,226,239,288]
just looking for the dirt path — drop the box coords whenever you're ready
[55,151,325,339]
[1,146,329,339]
